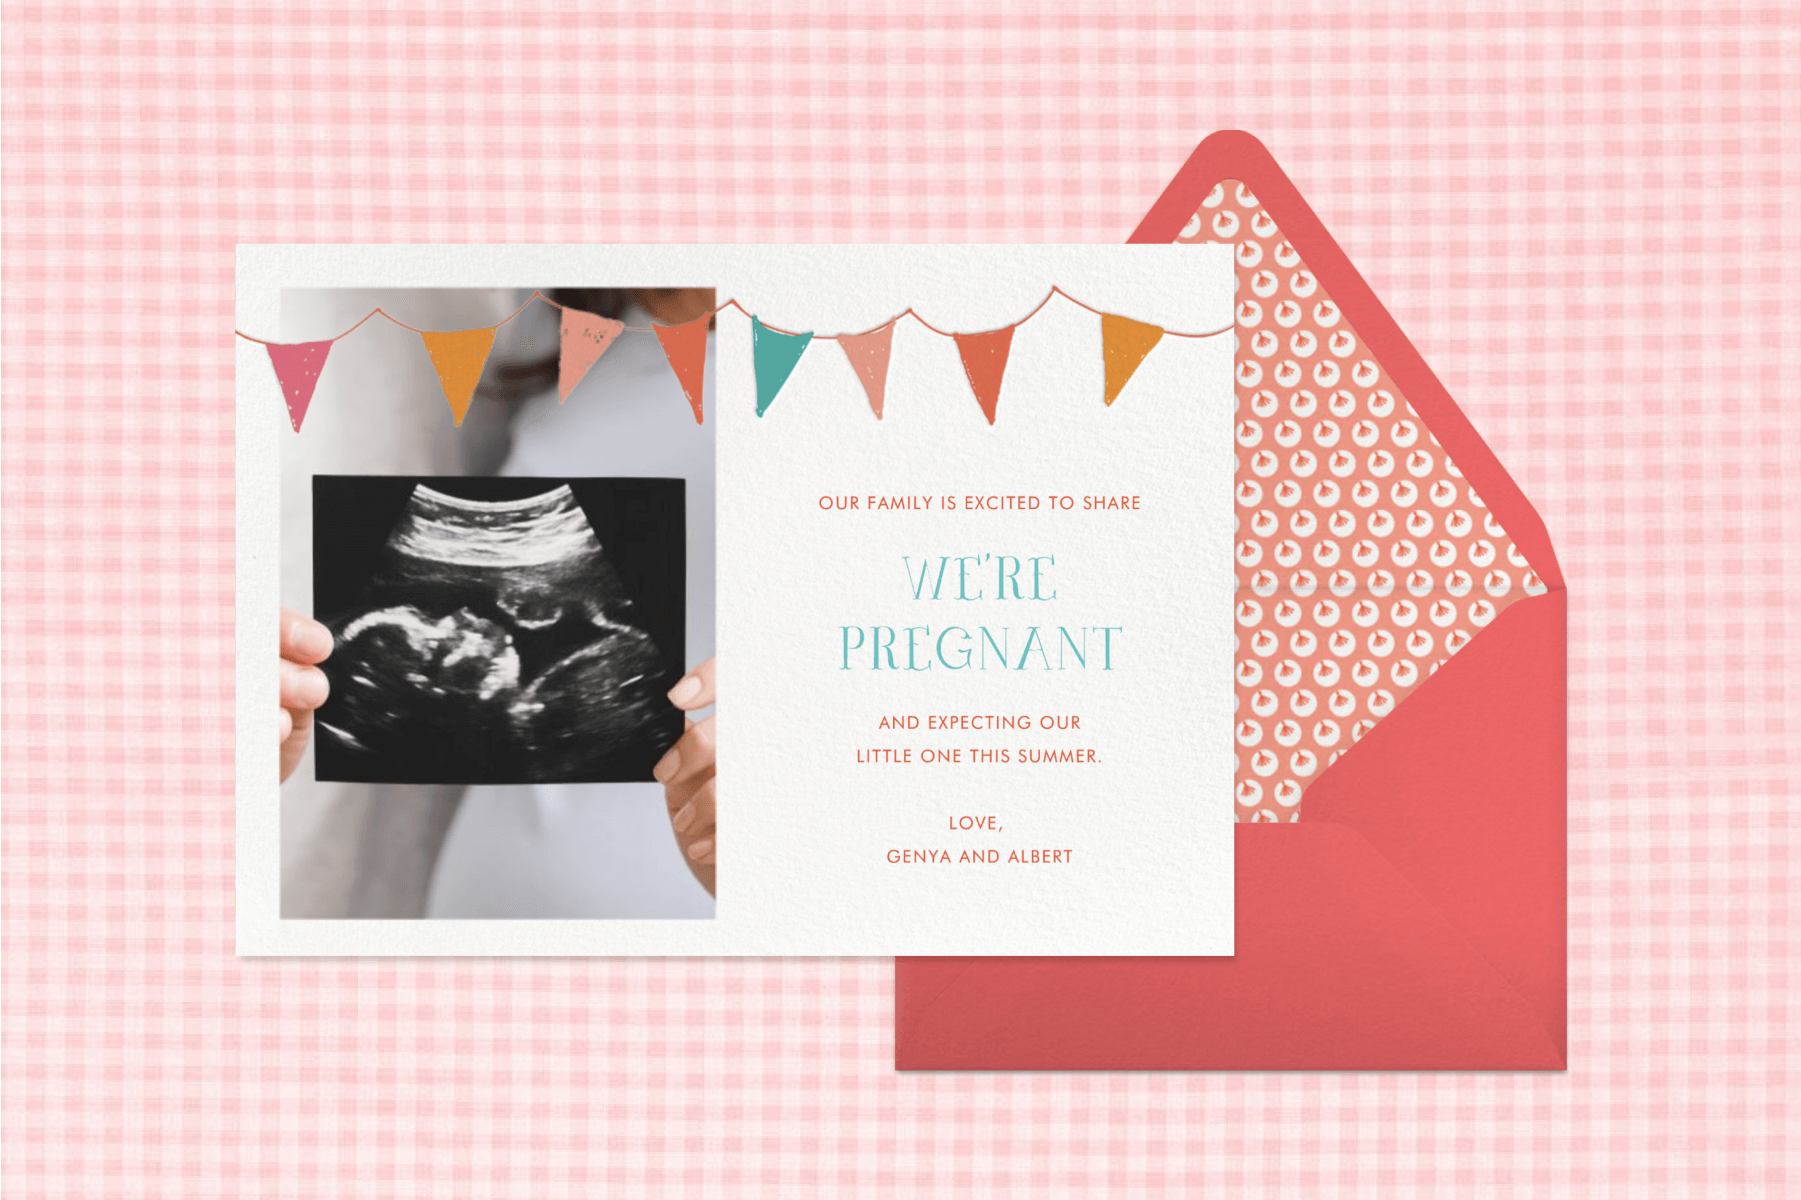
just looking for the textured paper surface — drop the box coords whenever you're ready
[716,245,1237,956]
[237,244,1235,956]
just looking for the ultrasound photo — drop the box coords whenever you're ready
[312,476,686,784]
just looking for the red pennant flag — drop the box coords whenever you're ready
[838,322,896,419]
[558,307,625,402]
[953,327,1015,425]
[652,316,710,424]
[265,340,333,432]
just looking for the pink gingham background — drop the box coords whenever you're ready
[4,3,1794,1195]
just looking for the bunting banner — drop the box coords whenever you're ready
[238,289,1226,432]
[1100,313,1166,407]
[652,315,711,425]
[420,327,497,427]
[750,317,813,416]
[836,322,896,419]
[952,327,1016,426]
[264,340,332,432]
[559,308,625,402]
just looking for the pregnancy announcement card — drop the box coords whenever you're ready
[237,244,1235,956]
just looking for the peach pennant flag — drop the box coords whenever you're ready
[952,326,1015,425]
[1100,313,1165,406]
[837,322,896,419]
[265,340,333,432]
[420,327,497,426]
[652,315,710,424]
[558,307,625,402]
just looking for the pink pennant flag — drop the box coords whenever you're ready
[558,307,625,402]
[838,322,896,419]
[265,340,333,432]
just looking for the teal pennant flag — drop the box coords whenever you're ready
[752,316,813,416]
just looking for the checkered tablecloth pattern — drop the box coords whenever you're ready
[4,3,1794,1195]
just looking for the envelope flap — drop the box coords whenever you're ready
[1130,131,1562,592]
[1302,588,1567,1058]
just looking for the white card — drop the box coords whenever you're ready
[236,244,1235,956]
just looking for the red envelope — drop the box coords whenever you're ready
[896,132,1566,1070]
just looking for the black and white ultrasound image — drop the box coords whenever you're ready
[312,476,686,784]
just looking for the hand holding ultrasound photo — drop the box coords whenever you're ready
[273,285,718,921]
[312,476,686,785]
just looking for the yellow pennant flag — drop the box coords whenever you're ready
[420,327,497,426]
[1100,313,1165,407]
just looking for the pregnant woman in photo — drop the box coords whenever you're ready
[279,286,717,916]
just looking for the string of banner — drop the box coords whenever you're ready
[236,290,1231,433]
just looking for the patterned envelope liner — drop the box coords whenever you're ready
[1177,181,1547,822]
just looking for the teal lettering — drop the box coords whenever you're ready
[956,556,984,600]
[903,556,950,600]
[1058,626,1087,669]
[936,626,971,669]
[905,626,932,670]
[1015,626,1053,671]
[979,627,1009,669]
[996,555,1022,599]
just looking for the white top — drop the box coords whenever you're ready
[425,303,717,918]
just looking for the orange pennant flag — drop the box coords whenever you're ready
[952,327,1015,426]
[420,327,497,426]
[559,308,625,402]
[1100,313,1165,406]
[652,315,710,424]
[838,322,896,419]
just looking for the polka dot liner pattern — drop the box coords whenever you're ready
[1177,181,1548,822]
